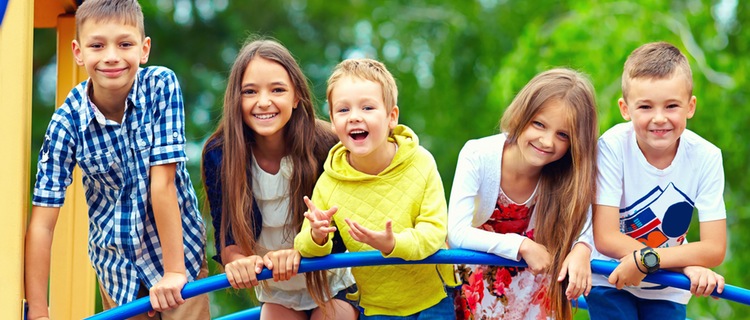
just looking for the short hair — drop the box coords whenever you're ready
[622,41,693,101]
[75,0,145,40]
[326,58,398,115]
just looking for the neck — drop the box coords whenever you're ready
[90,84,130,123]
[638,138,678,170]
[252,134,287,174]
[348,142,397,175]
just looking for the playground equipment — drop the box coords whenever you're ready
[88,249,750,320]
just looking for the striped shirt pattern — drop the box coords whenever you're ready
[33,66,206,305]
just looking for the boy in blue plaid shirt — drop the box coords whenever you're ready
[24,1,209,319]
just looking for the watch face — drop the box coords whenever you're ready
[644,253,658,267]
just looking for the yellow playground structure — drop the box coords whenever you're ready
[1,0,96,319]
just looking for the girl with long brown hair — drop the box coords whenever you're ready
[201,37,357,320]
[448,68,599,320]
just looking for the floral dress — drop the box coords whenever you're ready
[454,189,550,320]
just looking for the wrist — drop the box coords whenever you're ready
[639,246,661,274]
[632,250,648,274]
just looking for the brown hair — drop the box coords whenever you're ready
[326,58,398,114]
[201,37,338,309]
[622,41,693,102]
[75,0,145,40]
[501,68,598,320]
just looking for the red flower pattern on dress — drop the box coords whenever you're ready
[463,268,485,316]
[492,267,513,296]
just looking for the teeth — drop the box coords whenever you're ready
[351,130,366,134]
[255,114,276,120]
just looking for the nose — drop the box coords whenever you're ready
[348,108,362,123]
[103,47,120,64]
[538,132,554,148]
[256,93,272,108]
[652,109,666,124]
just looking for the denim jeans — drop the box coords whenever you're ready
[585,286,687,320]
[360,287,456,320]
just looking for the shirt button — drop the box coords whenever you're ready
[130,193,136,199]
[172,131,179,138]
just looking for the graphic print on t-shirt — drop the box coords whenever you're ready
[620,182,695,248]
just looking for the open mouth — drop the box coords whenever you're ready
[350,130,368,141]
[254,113,278,120]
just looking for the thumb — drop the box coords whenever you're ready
[148,310,156,317]
[385,220,393,234]
[325,206,338,220]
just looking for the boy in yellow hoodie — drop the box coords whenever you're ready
[294,58,458,319]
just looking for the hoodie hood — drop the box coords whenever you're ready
[325,124,419,181]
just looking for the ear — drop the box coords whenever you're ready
[618,98,631,121]
[388,105,400,129]
[140,37,152,64]
[294,98,300,109]
[686,95,696,119]
[72,40,84,66]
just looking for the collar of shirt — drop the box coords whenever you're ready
[83,71,145,126]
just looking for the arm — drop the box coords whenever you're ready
[386,155,448,260]
[447,141,527,260]
[294,186,334,257]
[24,206,61,320]
[149,163,187,310]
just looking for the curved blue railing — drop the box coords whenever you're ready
[86,249,750,320]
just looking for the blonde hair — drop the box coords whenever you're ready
[75,0,145,40]
[501,68,598,320]
[326,58,398,114]
[621,41,693,102]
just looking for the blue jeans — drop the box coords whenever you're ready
[360,287,456,320]
[585,286,687,320]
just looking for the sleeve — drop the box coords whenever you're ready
[294,177,334,257]
[386,151,449,260]
[150,69,188,166]
[446,142,526,261]
[202,147,236,264]
[573,206,594,250]
[32,110,77,207]
[595,137,624,207]
[695,148,726,222]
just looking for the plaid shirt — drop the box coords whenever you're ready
[33,66,206,306]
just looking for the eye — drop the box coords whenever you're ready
[241,89,256,95]
[531,120,544,128]
[666,103,679,109]
[120,42,134,48]
[336,106,350,113]
[637,104,651,110]
[557,132,570,140]
[272,87,287,93]
[89,43,103,49]
[363,105,375,111]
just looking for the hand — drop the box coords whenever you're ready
[344,218,395,255]
[303,196,338,245]
[558,242,592,300]
[263,249,301,282]
[682,266,725,297]
[148,271,187,316]
[608,251,647,289]
[225,255,264,289]
[518,238,551,275]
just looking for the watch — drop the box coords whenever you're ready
[639,247,660,274]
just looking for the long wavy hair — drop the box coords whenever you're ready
[500,68,598,320]
[201,37,338,308]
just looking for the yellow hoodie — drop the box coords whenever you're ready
[295,125,458,316]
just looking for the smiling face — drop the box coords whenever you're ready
[72,19,150,100]
[516,99,572,169]
[240,57,298,143]
[329,76,399,163]
[619,72,696,166]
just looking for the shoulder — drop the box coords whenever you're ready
[458,133,505,161]
[140,66,178,80]
[679,129,722,160]
[202,138,224,164]
[598,122,634,152]
[52,81,91,130]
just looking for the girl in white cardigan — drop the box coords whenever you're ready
[448,68,598,320]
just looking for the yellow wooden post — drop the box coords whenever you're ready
[48,14,97,320]
[0,0,34,318]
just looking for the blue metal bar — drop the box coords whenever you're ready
[86,250,750,319]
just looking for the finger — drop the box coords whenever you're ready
[156,291,169,312]
[255,256,265,275]
[148,310,156,317]
[149,289,161,313]
[324,206,338,220]
[263,254,274,271]
[304,211,316,223]
[705,277,717,297]
[237,264,252,289]
[226,266,239,289]
[274,255,285,282]
[584,276,592,296]
[384,220,393,235]
[557,260,570,282]
[164,290,178,309]
[303,196,317,212]
[285,253,296,280]
[717,274,725,294]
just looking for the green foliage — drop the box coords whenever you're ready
[29,0,749,317]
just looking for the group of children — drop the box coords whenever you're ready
[24,0,728,319]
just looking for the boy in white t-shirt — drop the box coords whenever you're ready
[587,41,727,320]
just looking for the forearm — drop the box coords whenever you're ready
[657,240,725,269]
[24,206,59,319]
[151,182,186,273]
[594,231,644,260]
[221,245,248,265]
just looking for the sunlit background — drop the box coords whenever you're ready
[28,0,748,318]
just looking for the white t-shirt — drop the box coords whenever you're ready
[591,122,726,304]
[252,155,355,310]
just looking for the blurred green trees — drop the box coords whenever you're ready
[29,0,749,318]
